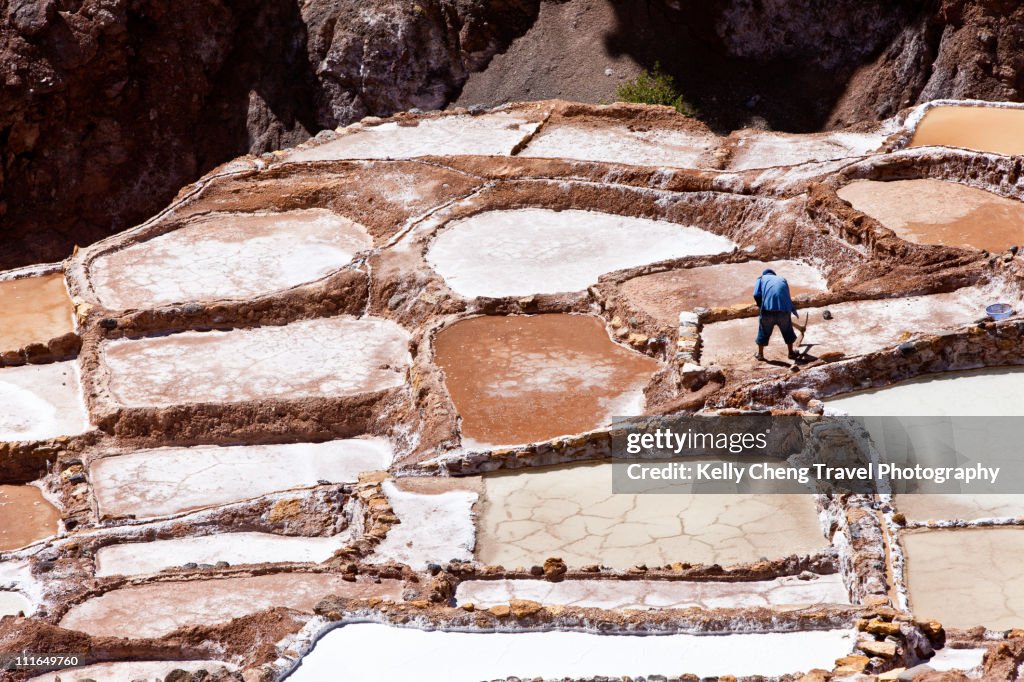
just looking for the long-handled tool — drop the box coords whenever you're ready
[793,312,812,360]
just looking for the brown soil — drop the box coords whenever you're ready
[0,274,75,353]
[433,314,659,447]
[0,485,60,551]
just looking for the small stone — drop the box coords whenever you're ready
[509,599,542,618]
[461,602,475,611]
[797,570,818,581]
[488,604,511,617]
[426,563,442,576]
[865,618,901,637]
[834,654,870,674]
[99,318,118,330]
[859,638,898,658]
[822,309,833,320]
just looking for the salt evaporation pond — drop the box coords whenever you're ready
[476,463,826,568]
[520,123,719,168]
[456,574,850,611]
[0,485,60,550]
[287,112,540,162]
[827,367,1024,522]
[427,208,736,298]
[0,273,75,351]
[28,661,236,682]
[621,259,827,325]
[95,531,352,577]
[0,590,33,617]
[902,527,1024,631]
[287,623,857,681]
[433,315,658,447]
[90,438,392,519]
[0,361,89,442]
[89,209,373,309]
[101,316,410,408]
[60,573,401,639]
[838,179,1024,252]
[910,105,1024,156]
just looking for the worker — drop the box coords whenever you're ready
[752,268,800,362]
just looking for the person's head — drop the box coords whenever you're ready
[761,268,776,277]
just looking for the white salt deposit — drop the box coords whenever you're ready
[827,367,1024,416]
[928,647,986,675]
[427,208,736,298]
[728,130,885,170]
[287,113,541,162]
[456,574,850,610]
[0,361,89,442]
[90,438,393,519]
[0,590,32,617]
[95,531,352,577]
[28,660,237,682]
[89,209,373,309]
[521,124,719,168]
[369,480,476,569]
[101,316,411,408]
[287,623,857,681]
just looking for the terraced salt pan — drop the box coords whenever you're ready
[702,287,1001,371]
[95,531,353,577]
[838,179,1024,252]
[60,573,400,639]
[101,316,410,408]
[520,123,719,168]
[29,661,236,682]
[288,623,857,681]
[456,574,849,610]
[477,463,826,569]
[369,479,477,570]
[433,315,659,447]
[427,208,736,298]
[728,130,885,170]
[621,260,828,326]
[0,590,32,617]
[827,367,1024,521]
[287,113,541,162]
[910,105,1024,156]
[0,361,89,442]
[89,209,373,309]
[902,527,1024,630]
[0,485,60,550]
[0,273,75,351]
[90,438,392,519]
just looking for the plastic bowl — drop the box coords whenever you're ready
[986,303,1014,320]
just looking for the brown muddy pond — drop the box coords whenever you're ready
[838,179,1024,252]
[0,273,75,352]
[433,314,659,448]
[0,485,60,551]
[910,105,1024,156]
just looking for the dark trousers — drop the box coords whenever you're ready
[756,310,797,345]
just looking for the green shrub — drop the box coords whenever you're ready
[616,63,694,116]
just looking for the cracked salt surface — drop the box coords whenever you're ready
[903,527,1024,630]
[101,316,410,407]
[368,479,477,570]
[89,209,373,309]
[456,574,850,610]
[90,438,393,519]
[60,573,402,639]
[28,660,237,682]
[426,208,736,298]
[0,361,89,442]
[727,129,886,170]
[520,123,719,168]
[287,113,541,162]
[477,463,826,569]
[95,530,354,577]
[287,623,857,681]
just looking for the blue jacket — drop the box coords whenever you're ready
[753,269,797,316]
